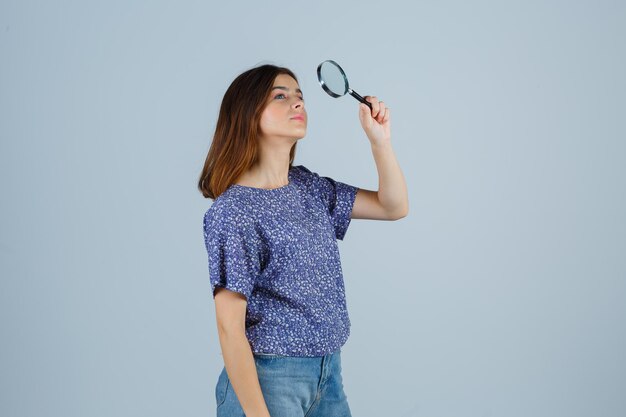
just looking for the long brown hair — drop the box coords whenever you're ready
[198,64,299,200]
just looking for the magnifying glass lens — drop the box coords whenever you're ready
[320,61,347,96]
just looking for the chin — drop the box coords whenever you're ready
[293,128,306,140]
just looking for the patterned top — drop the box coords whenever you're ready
[203,165,359,357]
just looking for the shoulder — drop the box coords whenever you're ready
[290,164,321,186]
[203,189,255,236]
[291,164,339,194]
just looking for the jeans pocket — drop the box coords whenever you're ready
[215,368,229,408]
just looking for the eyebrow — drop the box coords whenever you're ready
[271,86,303,94]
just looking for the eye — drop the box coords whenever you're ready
[274,93,305,101]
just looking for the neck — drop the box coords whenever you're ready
[239,139,294,188]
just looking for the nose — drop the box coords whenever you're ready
[292,97,304,109]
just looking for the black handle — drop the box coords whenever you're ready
[349,89,372,110]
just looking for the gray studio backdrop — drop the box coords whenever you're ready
[1,1,625,416]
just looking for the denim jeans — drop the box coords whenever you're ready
[215,348,352,417]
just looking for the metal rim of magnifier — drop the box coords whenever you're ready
[317,59,349,98]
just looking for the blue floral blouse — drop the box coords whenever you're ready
[203,165,359,357]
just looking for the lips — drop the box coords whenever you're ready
[291,115,305,121]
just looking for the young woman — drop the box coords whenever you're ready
[198,64,408,417]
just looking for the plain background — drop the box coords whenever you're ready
[1,1,625,416]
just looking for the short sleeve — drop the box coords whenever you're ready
[203,209,263,300]
[296,165,359,241]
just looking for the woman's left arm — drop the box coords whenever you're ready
[351,96,409,221]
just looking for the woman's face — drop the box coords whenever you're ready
[259,74,307,141]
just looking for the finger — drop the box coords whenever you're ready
[373,101,384,123]
[383,107,390,123]
[370,96,381,118]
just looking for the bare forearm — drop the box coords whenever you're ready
[371,141,409,217]
[218,329,270,417]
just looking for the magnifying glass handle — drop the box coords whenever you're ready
[349,88,373,110]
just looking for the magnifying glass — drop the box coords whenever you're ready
[316,60,372,110]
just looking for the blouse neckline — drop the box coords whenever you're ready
[230,167,295,192]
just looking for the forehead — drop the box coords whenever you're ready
[272,74,299,87]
